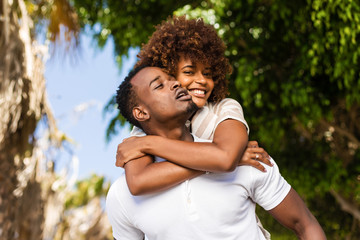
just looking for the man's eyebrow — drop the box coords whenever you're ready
[149,76,160,87]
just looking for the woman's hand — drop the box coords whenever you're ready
[116,136,147,167]
[238,141,273,172]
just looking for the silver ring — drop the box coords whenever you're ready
[255,154,259,159]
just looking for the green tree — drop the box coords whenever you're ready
[73,0,360,238]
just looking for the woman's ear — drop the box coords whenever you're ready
[133,106,150,122]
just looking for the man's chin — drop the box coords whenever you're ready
[186,101,199,115]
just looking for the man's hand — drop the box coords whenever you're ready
[116,136,147,167]
[238,141,273,172]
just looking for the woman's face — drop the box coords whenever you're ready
[176,57,214,108]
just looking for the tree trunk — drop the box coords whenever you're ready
[0,0,48,239]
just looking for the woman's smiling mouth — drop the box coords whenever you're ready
[189,89,206,98]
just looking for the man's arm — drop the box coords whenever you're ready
[124,155,203,195]
[252,159,326,239]
[268,188,326,239]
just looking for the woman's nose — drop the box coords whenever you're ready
[195,74,206,84]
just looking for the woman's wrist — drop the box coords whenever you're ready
[142,135,157,155]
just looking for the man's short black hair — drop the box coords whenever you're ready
[116,65,149,129]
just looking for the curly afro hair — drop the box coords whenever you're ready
[135,15,232,102]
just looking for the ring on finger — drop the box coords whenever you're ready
[255,154,259,159]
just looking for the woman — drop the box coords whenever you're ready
[117,16,271,175]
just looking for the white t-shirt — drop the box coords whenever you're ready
[130,98,249,139]
[106,137,291,240]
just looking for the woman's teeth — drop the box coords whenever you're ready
[191,89,205,95]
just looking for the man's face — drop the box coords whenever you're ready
[131,67,197,123]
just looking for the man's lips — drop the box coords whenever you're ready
[176,88,192,100]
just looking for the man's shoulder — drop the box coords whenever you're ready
[241,158,281,180]
[106,175,129,217]
[233,159,281,185]
[107,174,128,200]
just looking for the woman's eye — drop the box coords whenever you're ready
[183,71,193,75]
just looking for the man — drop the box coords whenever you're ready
[106,66,326,240]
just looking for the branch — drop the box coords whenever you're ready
[18,0,34,79]
[2,0,10,44]
[330,189,360,222]
[292,115,313,140]
[319,119,360,147]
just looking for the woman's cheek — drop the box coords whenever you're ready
[192,97,207,108]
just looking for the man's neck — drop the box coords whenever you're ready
[143,123,193,142]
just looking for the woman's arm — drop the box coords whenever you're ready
[124,154,203,195]
[120,126,272,195]
[120,137,271,195]
[119,119,251,172]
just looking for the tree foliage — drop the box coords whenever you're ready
[65,174,110,208]
[73,0,360,238]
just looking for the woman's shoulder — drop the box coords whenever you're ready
[203,97,249,134]
[206,98,242,107]
[206,98,244,115]
[191,98,249,139]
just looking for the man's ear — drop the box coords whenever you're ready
[133,106,150,122]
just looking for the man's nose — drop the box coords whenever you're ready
[171,80,180,90]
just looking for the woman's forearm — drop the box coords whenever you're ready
[143,138,234,172]
[125,156,203,195]
[142,120,248,172]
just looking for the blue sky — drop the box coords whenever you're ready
[45,34,137,183]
